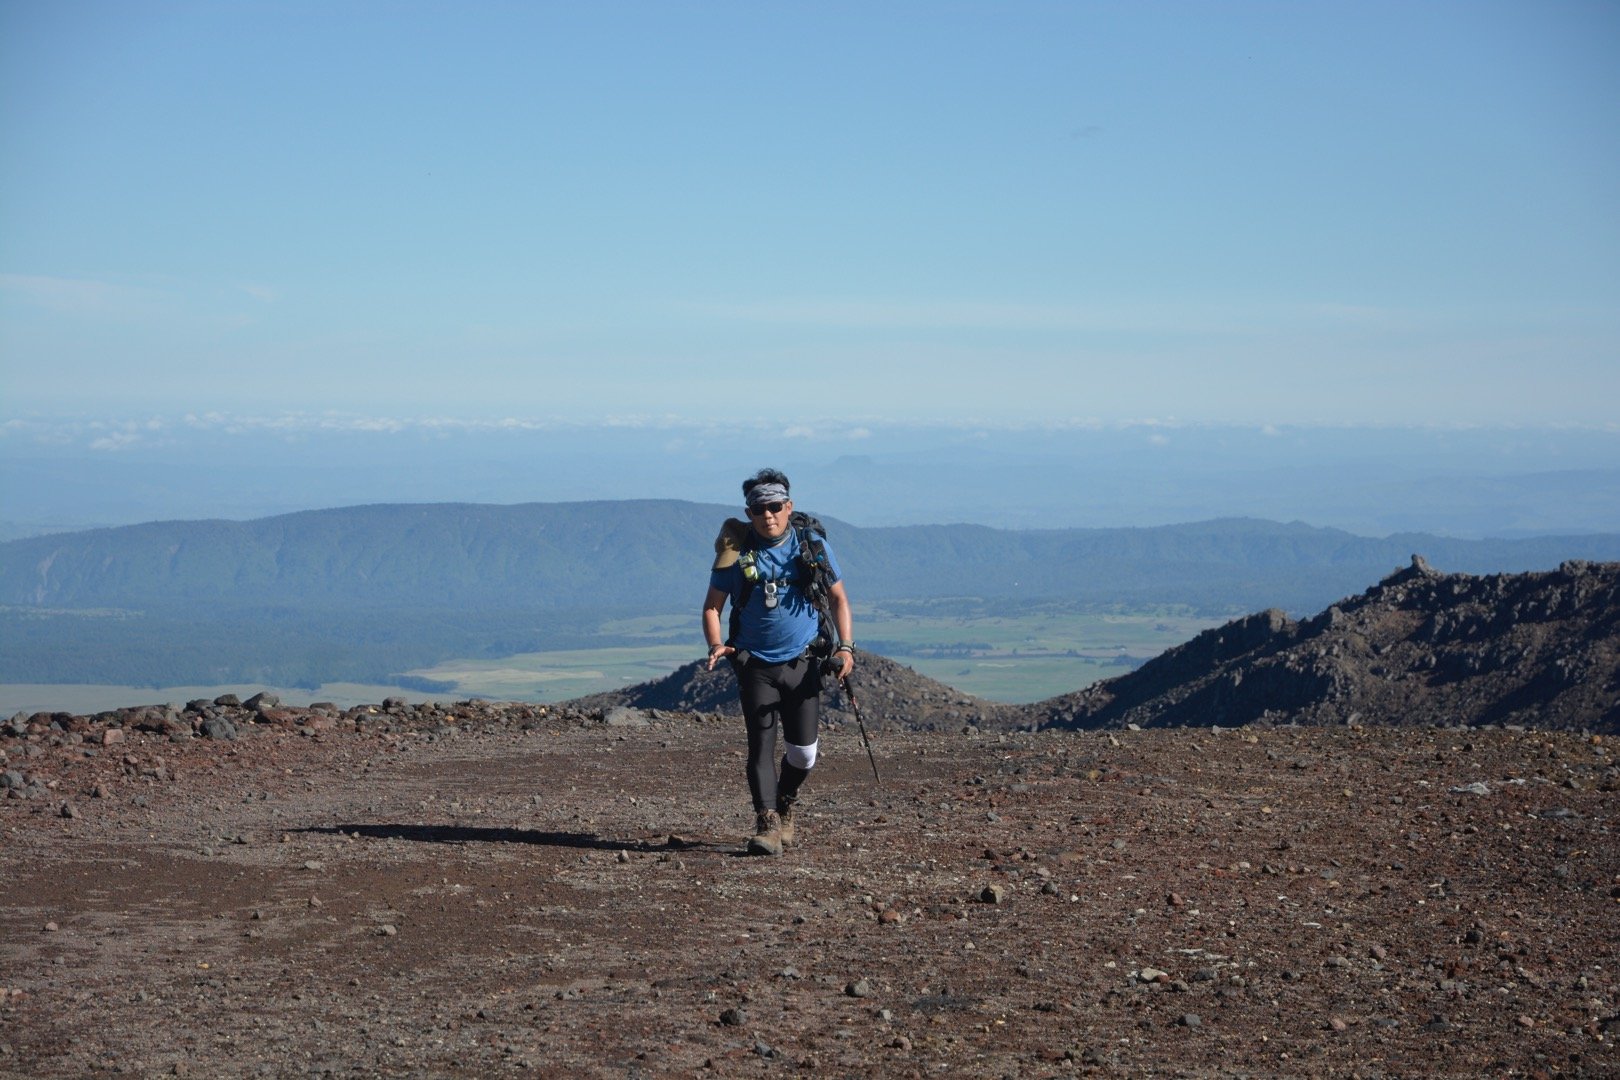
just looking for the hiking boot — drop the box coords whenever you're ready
[776,798,797,848]
[747,809,783,856]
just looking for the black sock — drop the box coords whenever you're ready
[778,761,809,807]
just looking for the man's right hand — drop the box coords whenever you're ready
[706,644,735,671]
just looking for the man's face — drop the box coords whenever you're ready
[748,497,792,541]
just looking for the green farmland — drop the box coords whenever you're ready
[404,605,1225,704]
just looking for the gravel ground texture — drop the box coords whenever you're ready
[3,701,1617,1078]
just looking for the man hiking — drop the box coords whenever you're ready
[702,468,855,856]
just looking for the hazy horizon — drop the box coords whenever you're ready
[4,412,1618,542]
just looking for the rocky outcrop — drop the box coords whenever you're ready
[1022,557,1620,733]
[0,694,609,803]
[566,652,1016,733]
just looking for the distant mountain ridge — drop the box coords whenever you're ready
[0,501,731,613]
[6,501,1620,690]
[7,500,1620,616]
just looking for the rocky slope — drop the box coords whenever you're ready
[568,652,1016,733]
[1023,557,1620,733]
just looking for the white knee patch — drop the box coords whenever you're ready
[784,740,818,770]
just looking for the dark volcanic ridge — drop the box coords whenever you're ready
[567,651,1016,732]
[1025,556,1620,734]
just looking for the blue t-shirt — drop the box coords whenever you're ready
[710,526,843,664]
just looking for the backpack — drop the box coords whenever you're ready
[714,511,838,658]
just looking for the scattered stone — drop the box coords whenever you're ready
[1450,782,1490,796]
[845,979,873,998]
[1179,1013,1202,1028]
[978,884,1006,904]
[200,717,238,741]
[719,1007,746,1026]
[377,924,398,937]
[604,707,650,728]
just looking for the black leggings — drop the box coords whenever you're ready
[733,654,821,812]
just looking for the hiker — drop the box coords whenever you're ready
[702,468,854,856]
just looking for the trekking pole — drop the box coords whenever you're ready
[839,675,881,784]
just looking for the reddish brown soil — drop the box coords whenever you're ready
[3,708,1617,1078]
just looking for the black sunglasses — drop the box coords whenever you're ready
[748,501,786,516]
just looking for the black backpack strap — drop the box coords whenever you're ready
[791,513,837,656]
[726,530,758,647]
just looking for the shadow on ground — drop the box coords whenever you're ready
[297,823,726,853]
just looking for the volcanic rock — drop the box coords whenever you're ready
[1023,557,1620,732]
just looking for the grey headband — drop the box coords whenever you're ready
[746,482,789,507]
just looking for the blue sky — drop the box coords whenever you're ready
[2,0,1617,425]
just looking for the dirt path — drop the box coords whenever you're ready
[3,716,1617,1077]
